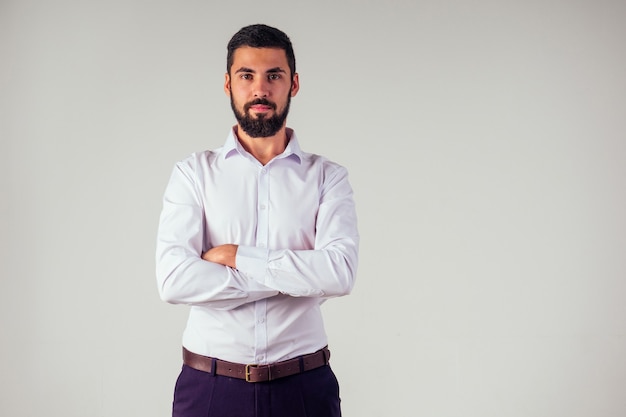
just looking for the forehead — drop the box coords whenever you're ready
[230,46,289,72]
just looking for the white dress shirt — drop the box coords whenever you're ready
[156,127,359,364]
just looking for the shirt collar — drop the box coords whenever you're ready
[222,126,303,164]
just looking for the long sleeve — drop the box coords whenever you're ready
[235,164,359,298]
[155,160,279,310]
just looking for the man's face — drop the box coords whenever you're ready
[225,46,299,138]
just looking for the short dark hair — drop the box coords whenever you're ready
[227,24,296,77]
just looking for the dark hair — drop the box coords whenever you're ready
[227,24,296,77]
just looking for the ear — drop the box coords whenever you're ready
[224,73,231,96]
[290,73,300,97]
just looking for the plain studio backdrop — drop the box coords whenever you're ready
[1,0,625,416]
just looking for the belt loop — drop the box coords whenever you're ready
[210,357,216,377]
[322,348,328,365]
[298,356,304,372]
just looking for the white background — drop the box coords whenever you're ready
[2,0,625,416]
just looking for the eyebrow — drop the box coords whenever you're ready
[234,66,287,74]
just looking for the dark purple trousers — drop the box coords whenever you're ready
[172,364,342,417]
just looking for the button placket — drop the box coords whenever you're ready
[254,164,270,363]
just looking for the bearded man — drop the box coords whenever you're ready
[156,24,359,417]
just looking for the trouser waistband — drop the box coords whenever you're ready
[182,346,331,383]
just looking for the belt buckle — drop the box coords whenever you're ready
[245,363,271,382]
[245,364,257,382]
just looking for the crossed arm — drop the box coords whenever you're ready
[156,160,358,309]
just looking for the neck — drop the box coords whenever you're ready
[235,125,289,165]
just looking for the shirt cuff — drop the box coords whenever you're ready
[236,245,269,282]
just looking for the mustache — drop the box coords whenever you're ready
[244,98,277,112]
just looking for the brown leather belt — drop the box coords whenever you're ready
[183,346,330,383]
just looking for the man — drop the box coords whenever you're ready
[156,24,359,417]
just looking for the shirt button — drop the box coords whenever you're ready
[260,204,266,210]
[261,168,267,174]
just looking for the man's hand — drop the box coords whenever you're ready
[202,244,238,268]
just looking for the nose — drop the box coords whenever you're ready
[253,77,270,98]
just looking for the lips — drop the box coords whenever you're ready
[245,99,276,113]
[250,104,273,112]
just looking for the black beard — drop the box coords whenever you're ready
[230,95,291,138]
